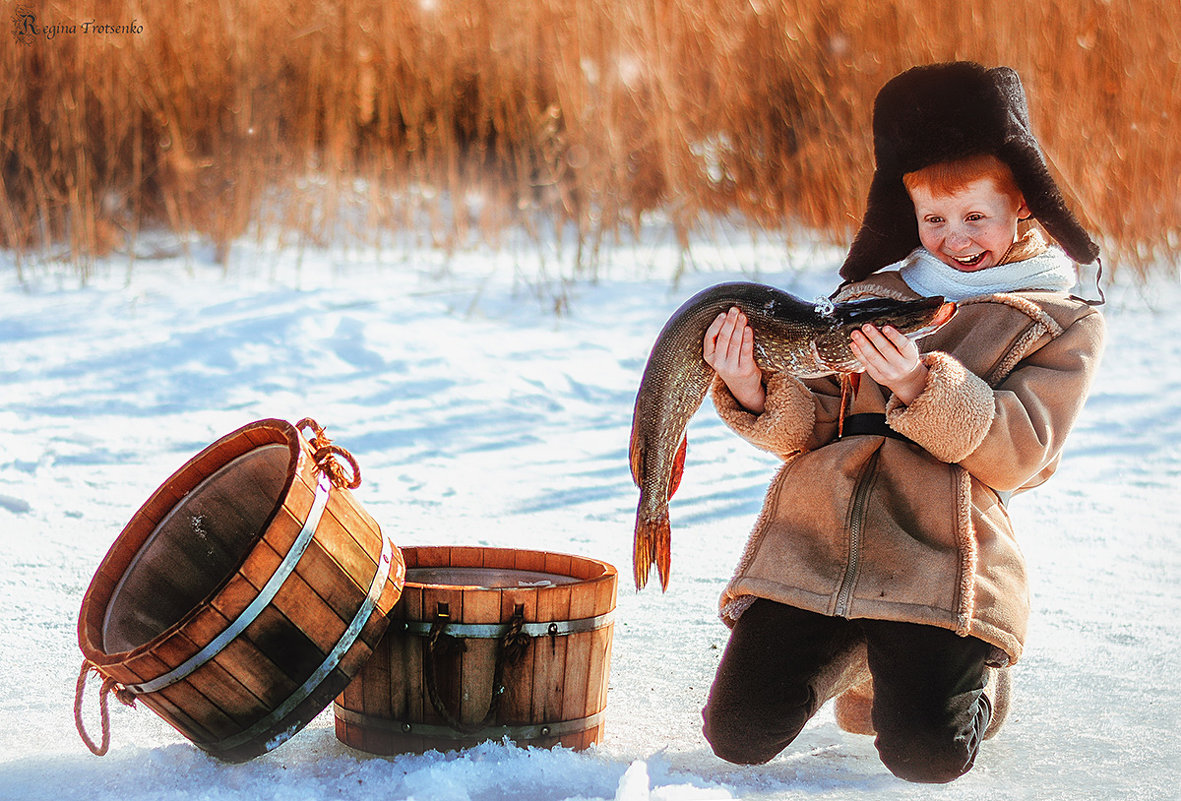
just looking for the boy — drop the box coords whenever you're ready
[699,62,1105,783]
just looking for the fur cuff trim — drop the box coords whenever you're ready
[885,352,995,463]
[719,594,757,627]
[710,372,815,458]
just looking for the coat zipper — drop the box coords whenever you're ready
[835,450,880,617]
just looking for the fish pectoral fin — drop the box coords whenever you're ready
[628,430,645,486]
[667,435,688,499]
[838,373,861,438]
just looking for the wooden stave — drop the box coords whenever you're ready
[335,546,617,755]
[76,418,406,761]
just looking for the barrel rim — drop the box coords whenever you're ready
[397,546,617,590]
[77,418,302,667]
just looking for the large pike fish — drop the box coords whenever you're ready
[629,282,957,591]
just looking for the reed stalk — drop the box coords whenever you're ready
[3,0,1177,278]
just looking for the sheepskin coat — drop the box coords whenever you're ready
[712,269,1105,666]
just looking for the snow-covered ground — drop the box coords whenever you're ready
[1,228,1178,800]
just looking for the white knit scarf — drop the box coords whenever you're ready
[897,246,1076,301]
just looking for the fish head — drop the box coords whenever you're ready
[813,295,957,373]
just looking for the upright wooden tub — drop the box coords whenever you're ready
[76,418,406,762]
[334,546,617,754]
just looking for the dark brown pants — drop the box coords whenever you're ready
[702,599,994,783]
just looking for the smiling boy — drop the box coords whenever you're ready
[908,155,1029,272]
[847,151,1074,406]
[699,62,1106,783]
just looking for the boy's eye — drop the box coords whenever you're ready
[923,215,944,224]
[965,213,984,222]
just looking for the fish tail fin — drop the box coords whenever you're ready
[633,509,672,592]
[655,521,671,592]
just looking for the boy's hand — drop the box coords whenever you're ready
[704,307,765,413]
[850,324,929,406]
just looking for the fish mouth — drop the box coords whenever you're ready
[904,301,958,339]
[929,300,957,328]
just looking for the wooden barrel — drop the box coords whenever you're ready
[334,546,617,754]
[76,418,406,762]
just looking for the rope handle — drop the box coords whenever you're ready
[74,661,136,756]
[295,417,362,489]
[424,606,531,734]
[313,445,361,490]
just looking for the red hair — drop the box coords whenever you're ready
[903,153,1024,205]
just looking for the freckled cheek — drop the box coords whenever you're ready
[917,227,943,253]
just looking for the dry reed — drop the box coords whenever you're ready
[3,0,1179,279]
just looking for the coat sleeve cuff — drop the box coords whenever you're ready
[885,352,995,463]
[710,372,814,458]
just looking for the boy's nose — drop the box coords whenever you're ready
[945,227,971,249]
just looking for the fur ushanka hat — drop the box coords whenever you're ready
[840,61,1101,283]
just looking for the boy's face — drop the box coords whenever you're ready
[908,176,1030,272]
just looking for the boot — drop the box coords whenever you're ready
[982,666,1011,740]
[834,676,876,735]
[835,666,1012,738]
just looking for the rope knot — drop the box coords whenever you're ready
[296,417,362,489]
[106,678,138,709]
[502,609,531,665]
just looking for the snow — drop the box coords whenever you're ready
[1,228,1178,800]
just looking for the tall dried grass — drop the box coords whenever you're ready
[3,0,1179,278]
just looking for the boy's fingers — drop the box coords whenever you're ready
[739,326,755,362]
[858,325,909,364]
[705,308,759,373]
[719,316,743,361]
[881,325,912,348]
[849,335,871,362]
[858,323,890,345]
[851,329,880,356]
[703,313,726,361]
[887,328,920,361]
[851,335,888,375]
[869,325,918,366]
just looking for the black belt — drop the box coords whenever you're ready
[837,415,1011,506]
[839,413,914,445]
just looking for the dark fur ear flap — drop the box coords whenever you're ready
[840,62,1099,282]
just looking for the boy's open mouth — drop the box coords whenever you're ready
[952,252,986,267]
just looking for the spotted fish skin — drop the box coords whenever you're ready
[628,281,956,591]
